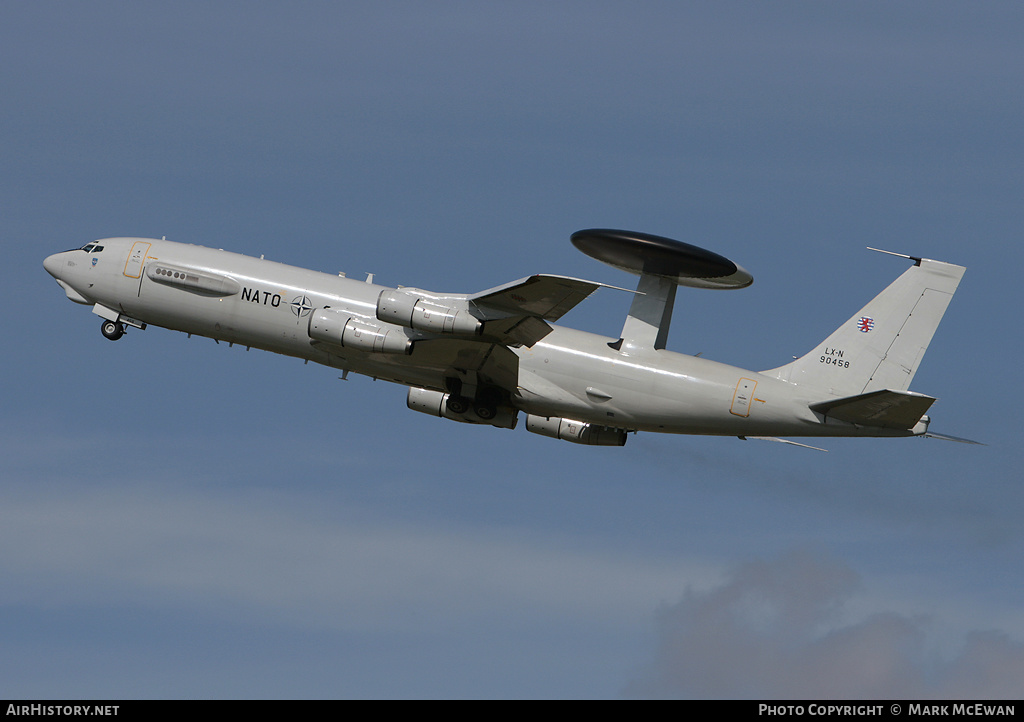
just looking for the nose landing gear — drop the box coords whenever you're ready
[100,319,125,341]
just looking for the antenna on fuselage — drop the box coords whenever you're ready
[570,229,753,354]
[866,246,923,265]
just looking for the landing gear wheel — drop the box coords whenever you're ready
[101,319,124,341]
[474,404,497,420]
[445,395,469,415]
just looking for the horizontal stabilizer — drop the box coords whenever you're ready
[809,389,935,429]
[923,431,985,445]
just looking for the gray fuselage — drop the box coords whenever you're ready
[44,237,920,440]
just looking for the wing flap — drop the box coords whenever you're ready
[409,338,521,394]
[480,315,553,347]
[809,389,936,429]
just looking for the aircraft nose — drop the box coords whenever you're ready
[43,252,64,280]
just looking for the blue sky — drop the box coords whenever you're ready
[3,2,1023,698]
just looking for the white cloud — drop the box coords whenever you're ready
[627,549,1024,699]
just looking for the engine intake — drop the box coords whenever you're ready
[377,290,482,336]
[308,308,412,355]
[525,415,628,446]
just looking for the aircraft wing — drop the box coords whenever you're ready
[407,338,521,394]
[470,274,622,320]
[392,275,618,390]
[478,315,555,347]
[469,274,626,347]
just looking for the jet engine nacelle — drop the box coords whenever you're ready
[377,290,483,336]
[407,387,517,429]
[308,308,412,355]
[525,415,628,446]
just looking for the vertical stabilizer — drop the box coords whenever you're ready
[763,256,965,397]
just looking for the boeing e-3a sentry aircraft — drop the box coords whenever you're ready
[43,229,973,448]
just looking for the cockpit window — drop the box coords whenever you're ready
[79,243,104,253]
